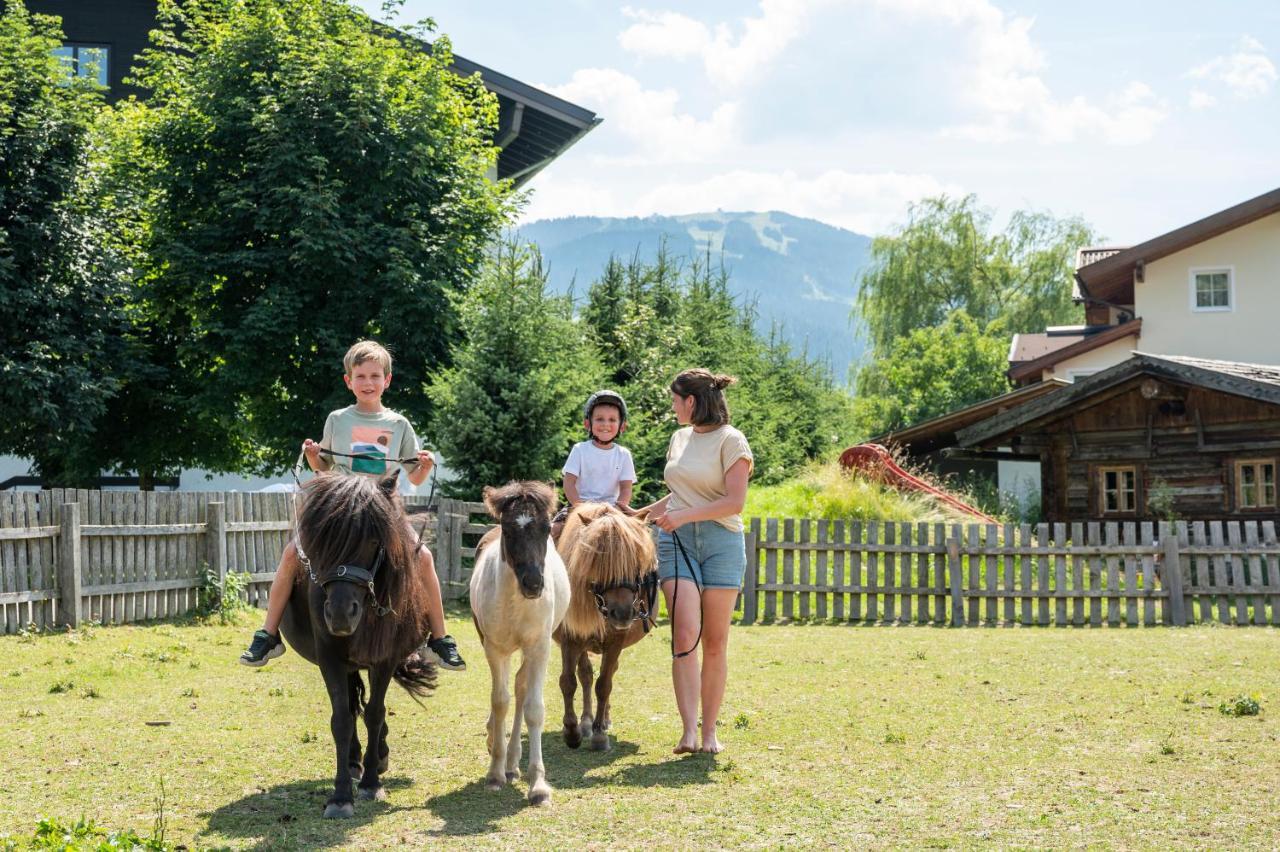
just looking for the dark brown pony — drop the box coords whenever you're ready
[279,472,436,819]
[554,503,657,751]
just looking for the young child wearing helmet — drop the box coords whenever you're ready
[553,390,638,540]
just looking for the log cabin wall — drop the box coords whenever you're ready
[1013,380,1280,523]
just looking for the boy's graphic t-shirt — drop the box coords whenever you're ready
[562,441,637,504]
[320,406,420,478]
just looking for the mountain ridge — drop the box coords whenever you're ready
[517,210,873,381]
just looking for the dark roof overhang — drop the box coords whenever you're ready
[872,379,1068,456]
[959,352,1280,448]
[451,54,600,186]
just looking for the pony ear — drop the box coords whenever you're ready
[377,472,399,498]
[482,485,502,520]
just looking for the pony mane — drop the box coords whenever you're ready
[559,504,656,639]
[483,480,557,520]
[295,473,431,666]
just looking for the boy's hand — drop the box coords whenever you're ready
[302,438,322,464]
[415,450,435,475]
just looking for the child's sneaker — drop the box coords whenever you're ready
[239,629,285,667]
[419,634,466,671]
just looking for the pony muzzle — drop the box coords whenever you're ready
[323,595,363,636]
[515,564,545,598]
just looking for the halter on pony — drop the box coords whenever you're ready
[590,570,659,633]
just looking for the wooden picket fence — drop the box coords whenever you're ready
[0,489,443,634]
[740,518,1280,627]
[4,488,1280,632]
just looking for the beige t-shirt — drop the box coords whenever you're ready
[665,425,754,532]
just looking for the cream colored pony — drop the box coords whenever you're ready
[469,481,570,806]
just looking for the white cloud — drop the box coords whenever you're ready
[879,0,1168,144]
[1187,36,1277,100]
[619,0,1167,144]
[619,0,825,88]
[617,8,710,59]
[1188,87,1217,110]
[524,168,960,236]
[545,68,739,163]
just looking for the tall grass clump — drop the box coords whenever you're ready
[745,460,965,522]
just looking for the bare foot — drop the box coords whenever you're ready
[673,736,698,754]
[699,737,723,754]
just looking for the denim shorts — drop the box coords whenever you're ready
[657,521,747,590]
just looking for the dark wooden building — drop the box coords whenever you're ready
[17,0,599,186]
[956,354,1280,523]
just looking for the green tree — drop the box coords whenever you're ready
[853,310,1010,435]
[852,195,1096,437]
[106,0,511,482]
[856,195,1096,354]
[579,249,855,501]
[430,240,600,496]
[0,2,127,485]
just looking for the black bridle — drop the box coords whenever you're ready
[296,540,396,618]
[591,570,659,633]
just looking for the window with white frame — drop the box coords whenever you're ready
[1191,268,1233,312]
[53,44,110,88]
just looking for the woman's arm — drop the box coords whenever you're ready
[652,458,750,531]
[638,494,671,517]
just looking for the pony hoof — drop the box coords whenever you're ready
[505,769,521,782]
[589,733,611,752]
[577,719,593,740]
[563,726,582,749]
[348,763,364,782]
[323,801,355,819]
[357,785,386,802]
[529,787,552,807]
[485,775,506,791]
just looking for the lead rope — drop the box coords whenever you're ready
[669,529,703,659]
[289,450,317,583]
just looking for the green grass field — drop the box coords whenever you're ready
[3,612,1280,849]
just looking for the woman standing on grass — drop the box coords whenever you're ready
[642,369,754,754]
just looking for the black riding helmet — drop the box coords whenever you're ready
[583,390,628,443]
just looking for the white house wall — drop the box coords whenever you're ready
[1136,211,1280,362]
[1039,334,1141,382]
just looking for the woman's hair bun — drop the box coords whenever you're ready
[713,374,737,390]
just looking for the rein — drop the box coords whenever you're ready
[287,450,410,620]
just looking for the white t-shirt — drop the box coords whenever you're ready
[562,441,637,504]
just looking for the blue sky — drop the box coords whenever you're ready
[357,0,1280,243]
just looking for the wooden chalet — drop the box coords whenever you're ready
[955,354,1280,523]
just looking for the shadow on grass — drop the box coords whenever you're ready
[425,734,718,837]
[200,776,414,851]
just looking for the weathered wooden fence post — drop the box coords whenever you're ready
[742,529,759,625]
[1162,531,1186,626]
[947,533,964,626]
[207,502,227,602]
[57,502,82,628]
[434,497,452,585]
